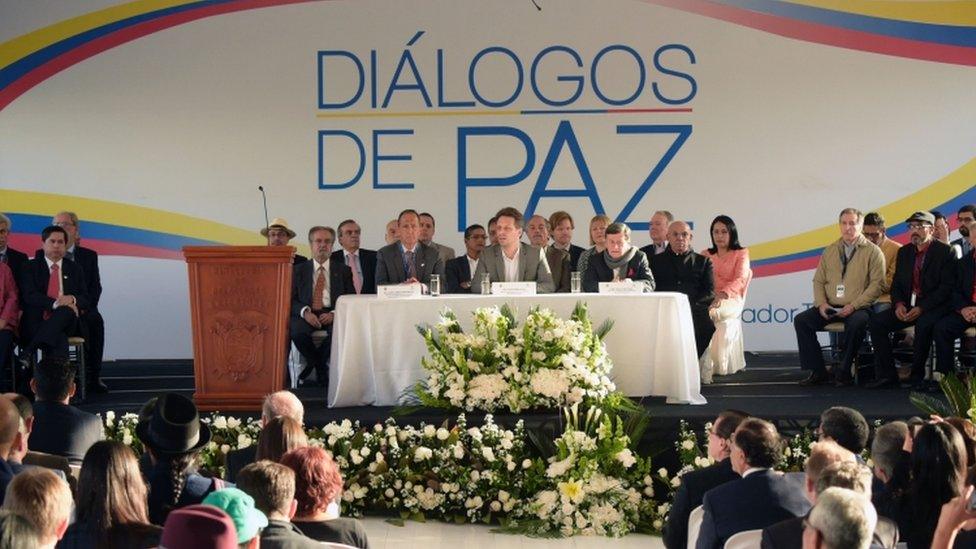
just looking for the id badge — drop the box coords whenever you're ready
[836,284,845,299]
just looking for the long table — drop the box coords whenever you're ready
[327,293,707,407]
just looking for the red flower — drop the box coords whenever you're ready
[627,268,635,278]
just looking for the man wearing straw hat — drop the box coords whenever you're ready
[261,218,307,265]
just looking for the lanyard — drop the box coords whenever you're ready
[839,246,856,279]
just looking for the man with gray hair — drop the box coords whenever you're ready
[226,390,304,482]
[802,487,878,549]
[870,421,910,524]
[0,213,28,280]
[639,210,674,257]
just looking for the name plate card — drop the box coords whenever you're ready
[598,281,645,295]
[377,283,423,299]
[491,281,537,296]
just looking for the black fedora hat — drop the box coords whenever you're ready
[136,393,211,455]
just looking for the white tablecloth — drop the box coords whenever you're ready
[328,293,706,407]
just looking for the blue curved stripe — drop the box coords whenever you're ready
[8,213,218,250]
[718,0,976,48]
[0,1,231,91]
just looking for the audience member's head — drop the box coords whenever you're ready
[803,440,855,502]
[336,219,361,253]
[2,393,32,432]
[819,406,869,454]
[862,212,886,245]
[870,421,910,485]
[160,504,239,549]
[604,222,633,260]
[30,356,76,403]
[255,416,308,463]
[814,460,873,497]
[76,441,153,544]
[730,418,781,474]
[202,488,267,548]
[418,212,436,244]
[837,207,864,244]
[649,210,674,244]
[706,409,749,461]
[588,214,611,248]
[487,216,499,245]
[803,487,877,549]
[957,204,975,239]
[667,221,693,255]
[384,219,398,245]
[493,207,524,251]
[526,215,551,248]
[463,224,487,257]
[261,391,304,426]
[306,226,335,263]
[0,396,21,461]
[944,416,976,469]
[2,469,73,548]
[549,211,575,248]
[397,209,421,248]
[932,210,950,243]
[281,446,345,519]
[237,460,298,520]
[40,225,68,262]
[0,510,41,549]
[262,218,296,247]
[911,421,967,547]
[0,214,10,250]
[707,215,743,254]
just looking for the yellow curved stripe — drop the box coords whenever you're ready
[0,188,264,245]
[786,0,976,27]
[0,0,197,69]
[749,156,976,260]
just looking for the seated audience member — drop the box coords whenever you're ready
[445,224,486,293]
[263,217,307,264]
[29,356,103,465]
[0,260,16,380]
[0,214,29,284]
[950,204,975,258]
[472,208,555,293]
[237,460,321,548]
[159,504,239,549]
[904,422,970,548]
[18,225,89,360]
[862,212,901,312]
[802,487,878,549]
[526,215,571,292]
[2,393,69,483]
[696,418,810,549]
[59,440,162,548]
[933,215,976,372]
[255,416,308,464]
[0,398,20,505]
[487,216,498,246]
[575,214,611,276]
[869,421,911,527]
[867,211,956,389]
[1,468,72,549]
[933,210,951,245]
[700,215,752,380]
[290,226,354,388]
[650,221,716,358]
[331,219,377,295]
[639,210,674,258]
[548,211,585,270]
[137,393,223,525]
[793,208,885,386]
[763,445,899,548]
[581,222,653,293]
[52,212,108,393]
[376,209,445,287]
[663,409,749,549]
[384,219,398,245]
[818,406,869,456]
[945,416,976,474]
[0,509,40,549]
[418,212,456,264]
[281,446,370,548]
[201,488,267,549]
[226,391,304,483]
[931,485,976,549]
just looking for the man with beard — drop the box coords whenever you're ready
[950,204,975,259]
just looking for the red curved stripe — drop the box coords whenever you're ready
[8,234,184,260]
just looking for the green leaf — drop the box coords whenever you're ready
[386,517,406,527]
[910,391,952,417]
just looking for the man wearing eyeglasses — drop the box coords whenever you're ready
[861,212,901,312]
[866,211,956,390]
[950,204,975,259]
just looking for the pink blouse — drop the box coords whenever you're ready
[0,262,18,329]
[701,248,751,300]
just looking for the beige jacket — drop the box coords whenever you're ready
[812,235,885,310]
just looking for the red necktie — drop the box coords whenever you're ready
[971,252,976,304]
[312,266,326,311]
[347,253,362,294]
[45,263,60,319]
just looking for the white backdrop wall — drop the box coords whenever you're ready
[1,0,974,359]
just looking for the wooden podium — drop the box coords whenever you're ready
[183,246,294,411]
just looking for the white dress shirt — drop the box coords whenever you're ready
[502,247,520,282]
[466,254,479,279]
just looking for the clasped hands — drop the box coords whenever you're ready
[303,309,334,329]
[54,295,79,316]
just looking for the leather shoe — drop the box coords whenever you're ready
[799,372,829,386]
[865,377,898,389]
[89,380,109,394]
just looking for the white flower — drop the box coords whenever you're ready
[658,467,668,477]
[436,428,450,440]
[351,454,363,465]
[453,444,464,459]
[470,470,481,482]
[522,459,533,469]
[546,455,573,478]
[615,448,636,468]
[498,490,510,502]
[220,444,231,454]
[384,488,395,498]
[122,433,133,446]
[213,416,228,430]
[423,425,436,438]
[227,417,241,429]
[529,368,570,400]
[681,439,695,450]
[558,479,585,504]
[413,447,433,462]
[482,447,495,462]
[360,447,371,457]
[490,500,501,512]
[237,434,253,449]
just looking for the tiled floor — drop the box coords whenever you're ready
[360,517,665,548]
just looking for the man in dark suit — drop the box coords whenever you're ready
[0,214,28,288]
[52,212,108,393]
[28,356,103,465]
[950,204,974,259]
[867,211,956,389]
[933,215,976,373]
[639,210,674,258]
[0,397,19,506]
[663,410,748,549]
[263,217,308,265]
[527,215,571,292]
[331,219,377,295]
[290,226,354,388]
[375,209,445,287]
[446,224,486,293]
[548,211,585,270]
[696,418,810,549]
[650,221,715,358]
[18,226,89,360]
[762,452,898,549]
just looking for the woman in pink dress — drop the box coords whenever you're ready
[700,215,751,382]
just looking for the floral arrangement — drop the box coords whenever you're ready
[412,303,616,413]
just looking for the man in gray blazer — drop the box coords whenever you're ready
[526,214,571,292]
[473,207,555,293]
[375,209,445,286]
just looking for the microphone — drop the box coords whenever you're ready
[530,0,541,10]
[258,186,270,238]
